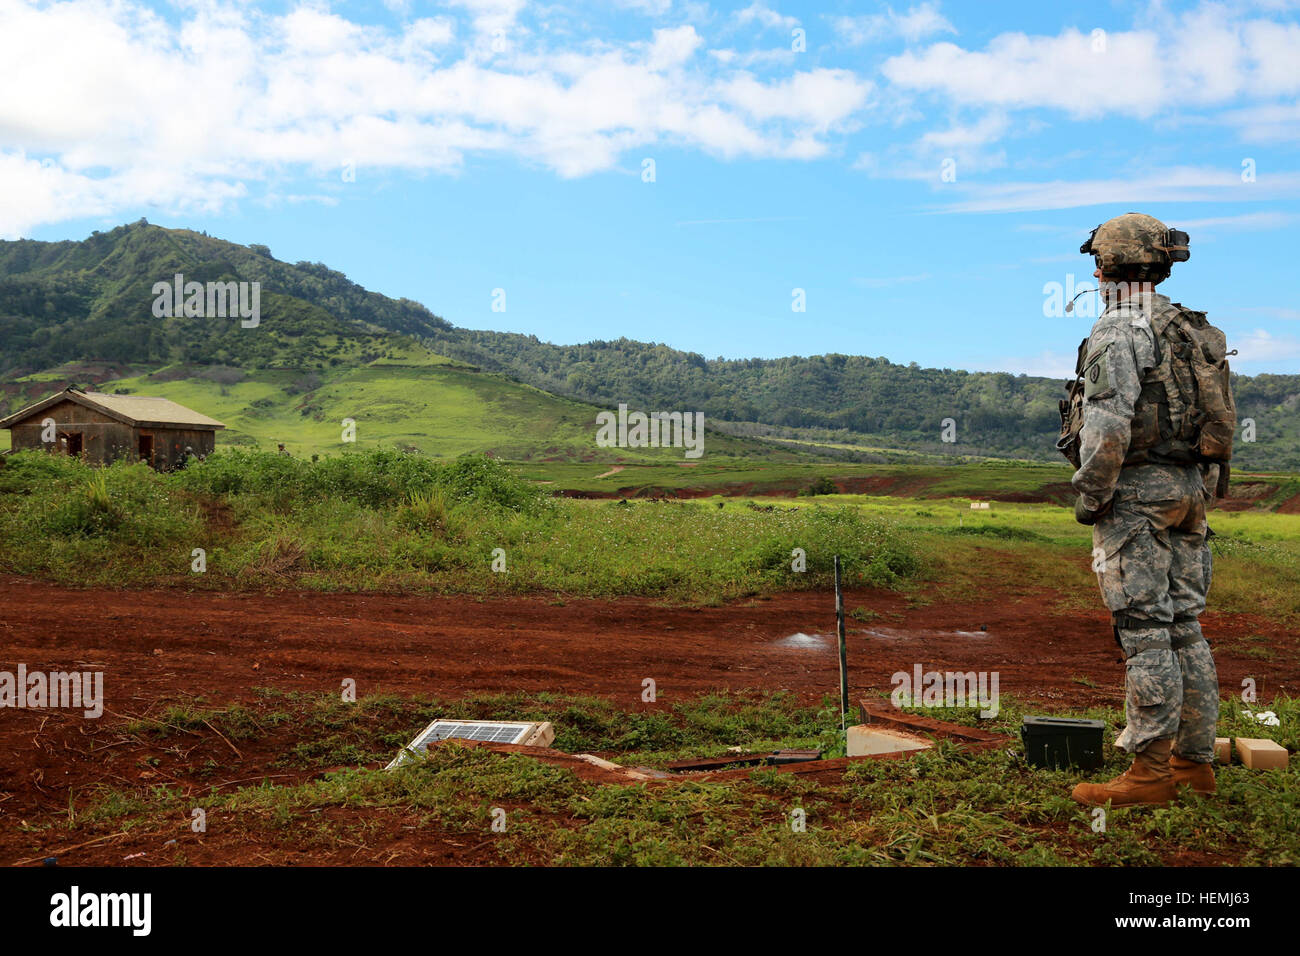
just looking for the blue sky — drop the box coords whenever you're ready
[3,0,1299,377]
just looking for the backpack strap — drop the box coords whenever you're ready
[1073,335,1089,376]
[1145,301,1181,368]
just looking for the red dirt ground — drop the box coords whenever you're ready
[561,473,947,500]
[989,481,1076,505]
[557,476,1278,509]
[2,572,1296,866]
[1215,481,1279,511]
[1276,492,1300,515]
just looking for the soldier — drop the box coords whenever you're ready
[1058,213,1235,807]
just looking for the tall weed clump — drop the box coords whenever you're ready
[0,451,204,582]
[0,448,922,601]
[172,449,544,513]
[432,454,549,515]
[171,448,444,511]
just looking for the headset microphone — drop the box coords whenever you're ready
[1064,287,1096,313]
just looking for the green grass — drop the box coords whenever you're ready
[0,449,921,599]
[5,448,1300,619]
[799,492,1300,623]
[44,689,1300,867]
[513,459,1078,497]
[1,361,799,462]
[121,688,836,770]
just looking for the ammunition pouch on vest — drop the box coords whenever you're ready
[1058,301,1236,491]
[1056,339,1089,469]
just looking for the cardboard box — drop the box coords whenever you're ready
[1214,737,1231,764]
[1235,737,1288,770]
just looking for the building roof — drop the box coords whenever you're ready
[0,387,225,430]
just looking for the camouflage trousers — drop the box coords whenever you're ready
[1091,463,1220,761]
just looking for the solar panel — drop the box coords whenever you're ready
[386,719,550,769]
[425,720,533,744]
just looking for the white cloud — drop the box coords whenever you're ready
[647,24,703,69]
[853,33,1297,205]
[1232,329,1300,361]
[929,167,1300,213]
[721,70,872,129]
[919,112,1008,150]
[613,0,674,15]
[1237,306,1300,320]
[1219,103,1300,142]
[892,2,957,41]
[831,3,956,46]
[852,112,1009,182]
[734,2,799,32]
[881,7,1300,119]
[1177,212,1299,231]
[707,46,799,69]
[404,17,457,50]
[446,0,526,37]
[0,0,872,236]
[882,30,1166,119]
[853,5,1300,195]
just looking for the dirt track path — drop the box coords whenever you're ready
[2,573,1293,710]
[2,573,1296,866]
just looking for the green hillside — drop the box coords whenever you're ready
[3,220,1298,470]
[0,219,448,372]
[422,332,1300,471]
[0,221,804,462]
[1,358,796,462]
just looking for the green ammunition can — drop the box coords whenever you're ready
[1021,716,1106,770]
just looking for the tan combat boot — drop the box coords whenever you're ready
[1170,753,1216,794]
[1071,738,1176,807]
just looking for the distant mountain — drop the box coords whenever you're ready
[2,221,1297,469]
[0,219,448,373]
[423,331,1300,470]
[0,222,795,462]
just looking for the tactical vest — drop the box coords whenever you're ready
[1057,299,1236,478]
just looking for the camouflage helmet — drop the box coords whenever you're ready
[1080,212,1189,280]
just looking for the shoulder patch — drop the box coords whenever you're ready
[1083,343,1114,400]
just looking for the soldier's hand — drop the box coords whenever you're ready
[1074,494,1113,526]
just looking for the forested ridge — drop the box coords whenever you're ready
[3,222,1297,468]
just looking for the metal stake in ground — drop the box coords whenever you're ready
[834,554,849,731]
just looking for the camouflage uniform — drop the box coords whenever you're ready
[1074,290,1220,762]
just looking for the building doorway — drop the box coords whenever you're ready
[138,433,154,465]
[61,432,83,457]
